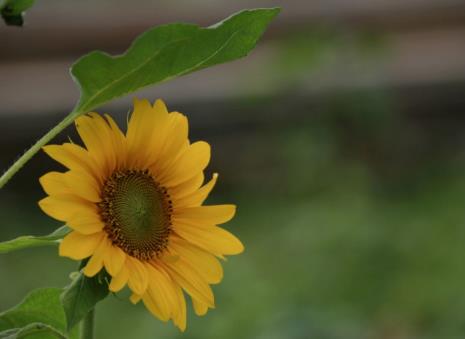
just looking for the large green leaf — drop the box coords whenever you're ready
[0,0,35,26]
[71,8,280,114]
[60,271,109,332]
[0,288,76,339]
[0,226,70,254]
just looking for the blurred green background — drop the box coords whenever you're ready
[2,1,465,338]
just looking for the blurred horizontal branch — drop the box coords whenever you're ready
[1,0,465,120]
[1,27,465,117]
[1,0,465,59]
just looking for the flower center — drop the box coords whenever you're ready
[98,169,172,261]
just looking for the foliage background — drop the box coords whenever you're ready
[2,0,465,338]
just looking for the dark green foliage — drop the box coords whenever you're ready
[60,271,109,332]
[1,0,35,26]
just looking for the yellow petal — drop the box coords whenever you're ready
[175,225,244,256]
[104,114,126,169]
[153,98,169,114]
[103,243,126,277]
[83,237,109,277]
[67,210,104,235]
[75,115,114,177]
[142,293,166,321]
[88,113,117,171]
[174,173,218,209]
[126,257,149,295]
[142,264,177,322]
[152,113,189,175]
[163,259,214,308]
[109,264,129,293]
[127,98,154,166]
[130,293,142,304]
[59,231,104,260]
[168,172,204,200]
[160,113,188,160]
[143,99,172,164]
[38,195,97,222]
[158,141,210,188]
[39,171,70,196]
[192,298,209,316]
[154,264,181,316]
[127,98,169,168]
[171,283,187,332]
[169,238,223,284]
[63,170,101,203]
[43,143,101,182]
[174,204,236,226]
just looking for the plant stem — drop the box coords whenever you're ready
[80,308,95,339]
[0,110,80,189]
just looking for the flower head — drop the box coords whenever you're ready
[39,99,243,330]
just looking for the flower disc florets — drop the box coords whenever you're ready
[99,169,172,261]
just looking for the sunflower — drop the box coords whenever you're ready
[38,98,243,331]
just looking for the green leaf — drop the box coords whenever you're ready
[60,271,109,331]
[0,226,70,254]
[0,288,72,339]
[0,0,35,26]
[0,322,67,338]
[71,7,280,114]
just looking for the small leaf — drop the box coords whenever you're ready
[0,226,70,254]
[61,271,109,331]
[1,0,35,26]
[0,288,71,338]
[71,7,280,113]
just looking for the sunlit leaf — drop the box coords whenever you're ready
[0,288,77,338]
[0,226,70,254]
[61,271,109,331]
[71,8,280,113]
[0,0,35,26]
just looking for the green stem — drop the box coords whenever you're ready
[0,110,80,189]
[80,308,95,339]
